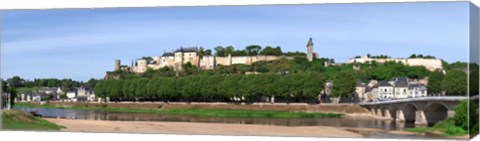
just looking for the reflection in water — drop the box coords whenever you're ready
[14,107,424,130]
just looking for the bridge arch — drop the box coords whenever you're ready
[402,103,419,122]
[387,105,400,119]
[424,102,449,125]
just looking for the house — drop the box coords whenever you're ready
[378,81,394,99]
[56,87,65,95]
[391,77,409,99]
[66,90,77,99]
[355,80,366,101]
[38,87,57,94]
[77,86,93,97]
[408,83,428,98]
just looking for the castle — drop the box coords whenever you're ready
[108,38,318,76]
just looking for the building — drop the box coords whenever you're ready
[408,82,428,98]
[66,90,77,99]
[77,86,93,97]
[355,80,366,101]
[378,81,394,99]
[391,77,409,99]
[347,56,443,72]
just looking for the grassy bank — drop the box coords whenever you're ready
[1,110,64,130]
[15,102,343,119]
[404,119,468,137]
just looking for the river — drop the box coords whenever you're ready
[13,107,452,139]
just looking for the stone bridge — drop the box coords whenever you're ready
[359,96,473,126]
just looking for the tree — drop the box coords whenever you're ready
[245,45,262,56]
[205,49,212,56]
[442,70,467,96]
[303,72,325,101]
[331,71,356,98]
[260,46,283,56]
[87,78,98,89]
[225,46,234,56]
[409,54,417,58]
[428,70,445,95]
[214,46,225,56]
[7,76,25,87]
[470,69,479,96]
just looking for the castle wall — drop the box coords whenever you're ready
[200,56,215,70]
[347,57,443,71]
[215,56,231,66]
[405,58,443,71]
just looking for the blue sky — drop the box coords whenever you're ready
[1,2,471,82]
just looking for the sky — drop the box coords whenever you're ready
[0,2,471,82]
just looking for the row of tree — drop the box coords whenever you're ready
[5,76,90,88]
[95,72,358,103]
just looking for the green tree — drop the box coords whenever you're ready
[470,69,479,96]
[87,78,98,89]
[303,72,325,100]
[214,46,225,56]
[7,76,25,87]
[442,70,467,96]
[331,71,356,98]
[427,70,445,95]
[245,45,262,56]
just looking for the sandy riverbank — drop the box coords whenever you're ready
[46,118,364,138]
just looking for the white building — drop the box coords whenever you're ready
[378,81,394,99]
[347,56,443,72]
[66,91,76,99]
[391,77,409,99]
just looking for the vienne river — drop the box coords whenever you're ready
[13,107,450,139]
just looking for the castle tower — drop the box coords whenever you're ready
[306,37,315,62]
[114,59,121,71]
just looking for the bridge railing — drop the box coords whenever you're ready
[359,96,469,105]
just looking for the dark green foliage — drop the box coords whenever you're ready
[331,71,356,98]
[94,73,325,103]
[470,69,479,96]
[245,45,262,56]
[427,70,445,95]
[452,100,478,133]
[442,70,467,96]
[259,46,283,56]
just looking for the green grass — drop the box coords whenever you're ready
[16,87,40,94]
[1,110,64,131]
[15,102,343,119]
[160,108,343,118]
[404,118,468,137]
[404,127,432,133]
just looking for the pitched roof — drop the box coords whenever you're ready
[356,80,365,87]
[174,47,198,53]
[162,52,174,56]
[378,80,392,87]
[408,83,426,89]
[393,78,409,87]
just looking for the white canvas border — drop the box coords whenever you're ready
[0,0,478,141]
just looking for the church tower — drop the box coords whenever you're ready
[306,37,315,62]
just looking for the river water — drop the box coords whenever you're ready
[13,107,452,139]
